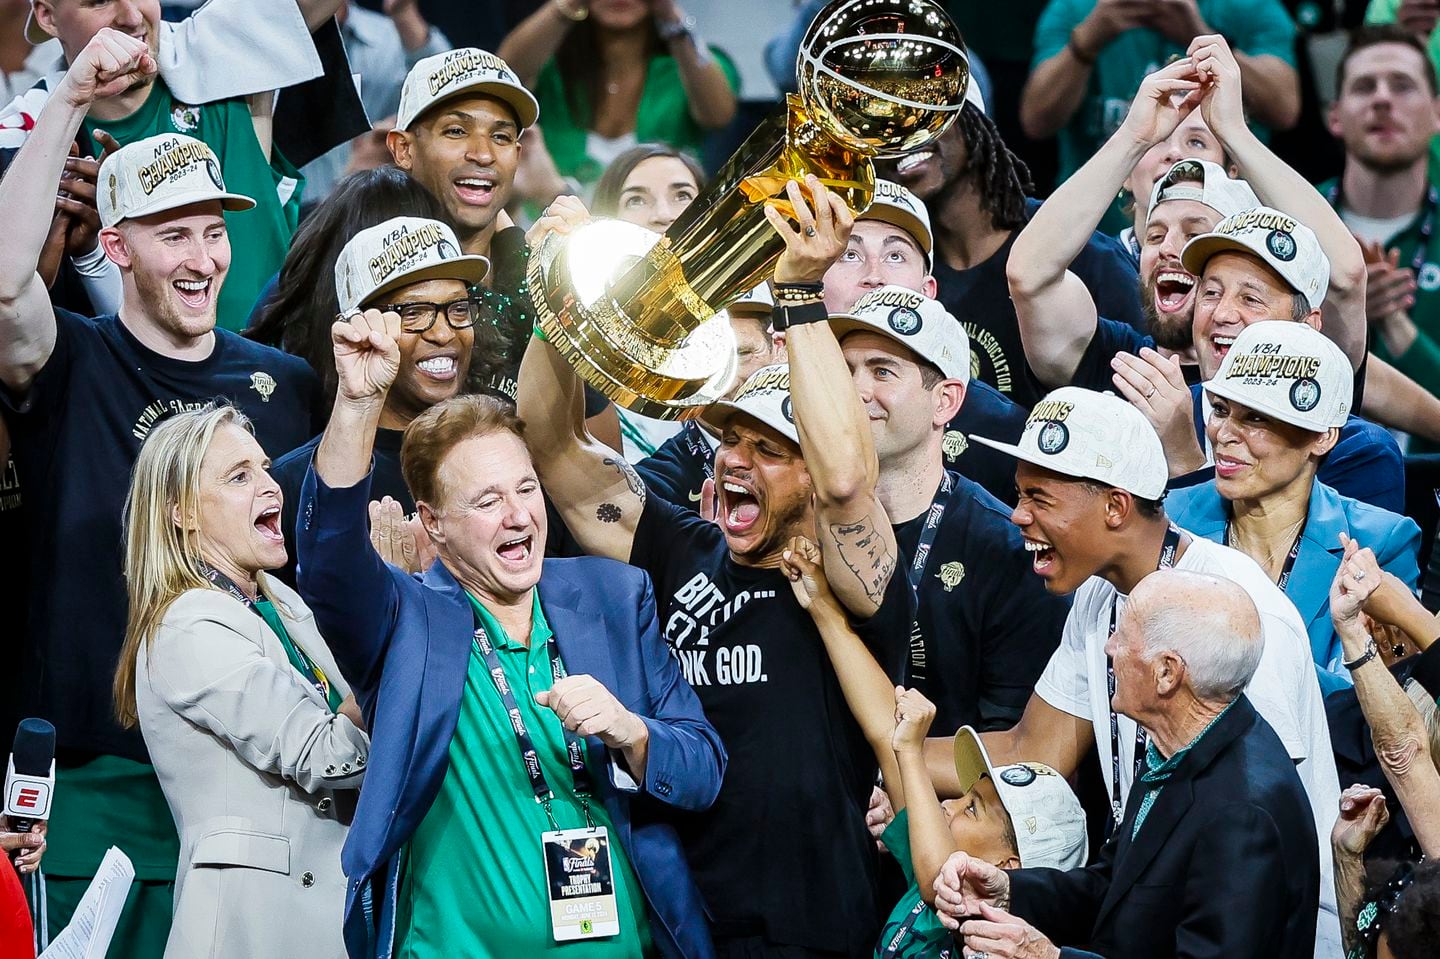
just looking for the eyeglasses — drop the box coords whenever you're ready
[369,297,480,334]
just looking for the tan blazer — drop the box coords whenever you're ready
[136,574,369,959]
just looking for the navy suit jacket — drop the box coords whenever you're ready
[296,466,726,959]
[1007,697,1319,959]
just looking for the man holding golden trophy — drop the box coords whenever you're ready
[519,2,975,957]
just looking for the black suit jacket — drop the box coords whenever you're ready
[1007,697,1319,959]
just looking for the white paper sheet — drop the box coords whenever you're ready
[39,847,134,959]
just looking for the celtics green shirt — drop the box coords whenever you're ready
[1319,174,1440,453]
[82,77,303,333]
[873,810,951,959]
[1032,0,1296,233]
[395,591,653,958]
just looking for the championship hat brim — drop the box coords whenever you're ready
[356,254,492,310]
[1179,234,1274,284]
[107,188,256,226]
[402,80,539,131]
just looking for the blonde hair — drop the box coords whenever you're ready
[114,404,255,728]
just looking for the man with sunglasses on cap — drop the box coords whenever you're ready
[519,176,912,958]
[0,30,318,951]
[820,177,1029,507]
[919,386,1343,955]
[827,285,1069,737]
[269,215,490,583]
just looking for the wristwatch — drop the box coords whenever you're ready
[1343,637,1379,671]
[657,15,696,43]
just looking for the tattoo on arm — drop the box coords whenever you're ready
[603,456,648,504]
[596,503,623,523]
[830,515,896,605]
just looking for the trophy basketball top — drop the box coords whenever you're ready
[798,0,969,158]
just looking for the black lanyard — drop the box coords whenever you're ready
[1223,518,1307,592]
[471,623,595,827]
[1326,182,1438,276]
[1105,525,1182,827]
[680,421,715,482]
[906,471,958,598]
[880,898,952,959]
[199,564,333,704]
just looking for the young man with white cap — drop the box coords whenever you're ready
[1166,321,1420,693]
[269,215,490,582]
[635,282,779,511]
[821,177,1029,506]
[920,386,1343,956]
[0,30,317,950]
[828,284,1069,735]
[881,82,1145,410]
[519,177,913,958]
[3,0,361,331]
[780,532,1084,958]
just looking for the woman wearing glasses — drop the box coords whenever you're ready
[269,217,490,579]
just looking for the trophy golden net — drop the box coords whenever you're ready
[528,0,970,419]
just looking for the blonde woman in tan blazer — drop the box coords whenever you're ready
[115,405,369,958]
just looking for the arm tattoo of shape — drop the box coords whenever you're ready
[603,456,647,505]
[830,514,896,605]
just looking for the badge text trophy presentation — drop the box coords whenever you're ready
[529,0,970,417]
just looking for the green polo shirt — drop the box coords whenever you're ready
[81,77,304,334]
[394,590,652,958]
[1032,0,1295,233]
[1319,174,1440,453]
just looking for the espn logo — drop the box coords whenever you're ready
[5,779,51,815]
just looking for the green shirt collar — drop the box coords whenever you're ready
[464,589,552,651]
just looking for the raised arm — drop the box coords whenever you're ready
[1192,34,1367,369]
[1334,537,1440,856]
[0,29,154,395]
[770,176,896,617]
[496,0,579,86]
[924,692,1095,798]
[1010,59,1203,387]
[1019,0,1150,140]
[657,1,737,129]
[516,198,645,562]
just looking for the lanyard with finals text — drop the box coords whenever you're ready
[880,898,952,959]
[680,421,715,482]
[1105,525,1182,827]
[471,624,596,828]
[902,471,958,686]
[199,563,336,706]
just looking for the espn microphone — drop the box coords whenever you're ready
[4,718,56,839]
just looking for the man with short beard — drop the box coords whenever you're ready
[0,31,317,951]
[1321,25,1440,453]
[884,80,1144,410]
[518,177,912,958]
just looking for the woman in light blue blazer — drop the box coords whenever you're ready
[1166,322,1419,695]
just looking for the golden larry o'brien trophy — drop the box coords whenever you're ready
[528,0,970,419]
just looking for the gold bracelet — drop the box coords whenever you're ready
[553,0,588,21]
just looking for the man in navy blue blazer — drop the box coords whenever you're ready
[296,304,725,959]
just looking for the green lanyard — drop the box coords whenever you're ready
[255,600,344,713]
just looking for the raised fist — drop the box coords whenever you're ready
[59,28,157,108]
[331,308,402,403]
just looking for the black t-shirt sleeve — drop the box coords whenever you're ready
[1071,317,1154,393]
[629,489,725,599]
[1073,232,1146,332]
[0,308,89,422]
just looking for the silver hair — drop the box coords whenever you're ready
[1134,573,1264,702]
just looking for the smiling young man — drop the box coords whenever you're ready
[518,177,912,958]
[828,286,1070,735]
[920,386,1343,956]
[0,30,317,951]
[268,214,489,583]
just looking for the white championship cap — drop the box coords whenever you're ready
[1181,206,1330,312]
[729,282,774,316]
[972,387,1169,500]
[953,726,1088,869]
[1202,321,1352,432]
[396,47,539,132]
[829,285,970,383]
[1146,159,1259,223]
[98,133,255,228]
[701,364,798,445]
[334,216,490,314]
[863,179,933,263]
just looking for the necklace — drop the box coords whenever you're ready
[1227,515,1305,578]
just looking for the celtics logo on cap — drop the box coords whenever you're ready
[1289,377,1321,412]
[204,157,224,192]
[1266,229,1297,262]
[1036,420,1069,454]
[437,239,459,260]
[888,306,922,335]
[1000,766,1037,787]
[780,396,795,423]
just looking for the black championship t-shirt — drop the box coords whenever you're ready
[934,199,1145,409]
[270,427,411,586]
[636,421,714,510]
[1,309,318,760]
[893,473,1070,735]
[629,494,911,954]
[944,379,1028,507]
